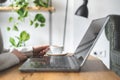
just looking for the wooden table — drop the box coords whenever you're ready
[0,56,120,80]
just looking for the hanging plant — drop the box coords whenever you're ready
[7,0,49,47]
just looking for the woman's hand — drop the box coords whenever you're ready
[11,45,49,61]
[33,45,49,56]
[11,49,27,62]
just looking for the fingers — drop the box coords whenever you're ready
[39,45,49,51]
[33,45,49,49]
[39,47,49,56]
[33,45,49,52]
[33,45,49,55]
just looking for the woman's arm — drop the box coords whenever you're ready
[0,45,49,71]
[15,45,49,57]
[0,52,19,71]
[0,49,27,71]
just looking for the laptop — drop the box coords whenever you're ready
[19,16,109,72]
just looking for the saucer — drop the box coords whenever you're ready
[47,52,68,56]
[46,45,67,56]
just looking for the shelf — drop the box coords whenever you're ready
[0,6,55,12]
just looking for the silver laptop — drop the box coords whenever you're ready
[19,17,109,72]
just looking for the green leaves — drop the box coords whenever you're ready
[7,23,19,32]
[35,22,39,28]
[30,13,46,28]
[30,20,34,25]
[9,17,14,22]
[17,8,28,17]
[34,14,45,23]
[20,31,30,42]
[9,37,16,47]
[9,31,30,47]
[40,23,45,27]
[34,0,49,7]
[12,0,29,8]
[12,0,29,22]
[7,27,11,31]
[13,24,19,31]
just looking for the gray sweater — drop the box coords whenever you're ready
[0,47,33,71]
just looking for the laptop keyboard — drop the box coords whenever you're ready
[30,56,51,68]
[50,56,70,68]
[30,56,71,69]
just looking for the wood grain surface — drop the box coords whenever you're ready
[0,56,120,80]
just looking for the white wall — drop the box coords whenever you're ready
[74,0,120,68]
[91,29,110,68]
[74,0,120,19]
[88,0,120,19]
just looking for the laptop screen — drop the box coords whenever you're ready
[74,17,109,60]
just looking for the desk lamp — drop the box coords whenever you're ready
[75,0,88,18]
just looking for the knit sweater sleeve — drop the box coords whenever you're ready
[0,52,20,71]
[14,46,33,57]
[0,46,34,71]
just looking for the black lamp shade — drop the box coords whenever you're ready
[0,0,7,3]
[75,0,88,18]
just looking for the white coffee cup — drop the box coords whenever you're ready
[50,45,63,54]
